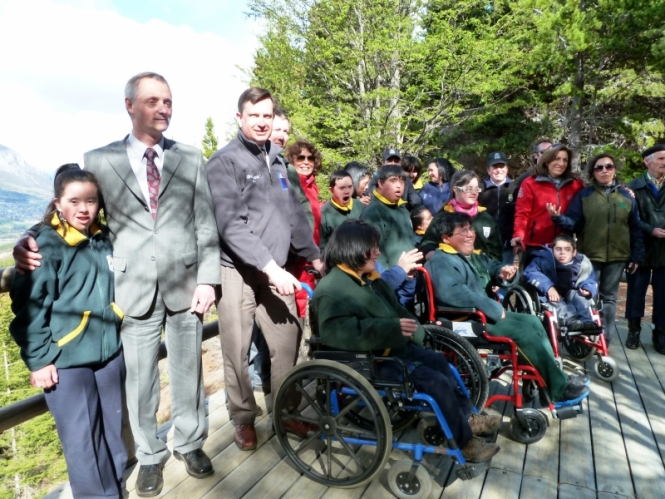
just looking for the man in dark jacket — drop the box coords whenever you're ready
[205,88,324,450]
[478,152,518,264]
[626,144,665,352]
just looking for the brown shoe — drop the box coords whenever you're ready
[281,418,318,438]
[234,424,257,451]
[461,436,500,462]
[468,413,502,435]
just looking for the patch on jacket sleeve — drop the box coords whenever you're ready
[483,226,491,238]
[107,255,114,271]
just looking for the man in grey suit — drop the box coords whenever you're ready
[15,72,220,497]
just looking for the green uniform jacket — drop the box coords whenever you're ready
[10,219,123,371]
[628,172,665,268]
[360,195,414,268]
[319,199,365,252]
[312,266,425,357]
[424,244,505,323]
[420,204,503,261]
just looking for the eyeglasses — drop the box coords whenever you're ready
[452,227,475,236]
[296,155,315,162]
[593,163,615,172]
[455,186,481,193]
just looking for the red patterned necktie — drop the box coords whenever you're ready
[144,147,160,219]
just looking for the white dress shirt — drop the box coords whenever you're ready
[126,133,165,207]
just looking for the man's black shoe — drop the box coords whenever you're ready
[653,328,665,355]
[136,464,164,497]
[174,449,214,478]
[626,319,641,349]
[558,383,589,402]
[568,374,590,386]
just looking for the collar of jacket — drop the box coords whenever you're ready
[374,190,407,207]
[592,180,619,194]
[484,177,513,188]
[534,175,574,188]
[443,203,487,213]
[438,242,481,255]
[413,178,424,190]
[336,263,381,285]
[237,129,282,165]
[331,198,354,212]
[300,174,317,187]
[50,213,102,246]
[415,228,425,235]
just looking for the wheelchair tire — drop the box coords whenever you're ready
[424,325,489,410]
[387,459,432,499]
[502,287,538,315]
[273,360,392,488]
[562,335,596,362]
[510,410,548,444]
[594,356,619,382]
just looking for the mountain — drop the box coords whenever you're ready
[0,144,52,198]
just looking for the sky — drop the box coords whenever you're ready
[0,0,261,172]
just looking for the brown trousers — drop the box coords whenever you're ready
[218,265,301,424]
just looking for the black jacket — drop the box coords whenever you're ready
[628,172,665,268]
[478,177,518,249]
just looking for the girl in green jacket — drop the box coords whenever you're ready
[10,166,125,498]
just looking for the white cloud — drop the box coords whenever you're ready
[0,0,259,171]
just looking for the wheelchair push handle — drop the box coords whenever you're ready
[300,282,315,299]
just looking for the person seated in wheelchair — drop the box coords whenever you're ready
[524,235,599,331]
[312,219,501,462]
[424,212,590,403]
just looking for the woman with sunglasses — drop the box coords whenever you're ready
[546,153,644,343]
[511,144,584,260]
[285,140,324,318]
[420,170,503,261]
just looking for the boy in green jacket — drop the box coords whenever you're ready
[319,170,365,251]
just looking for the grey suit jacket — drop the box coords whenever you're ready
[84,136,221,317]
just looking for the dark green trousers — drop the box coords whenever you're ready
[487,311,568,401]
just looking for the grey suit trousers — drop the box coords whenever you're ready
[218,265,301,424]
[122,286,207,465]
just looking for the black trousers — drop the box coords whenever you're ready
[376,343,473,448]
[44,350,127,499]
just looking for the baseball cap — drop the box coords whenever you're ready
[487,151,508,167]
[383,148,401,163]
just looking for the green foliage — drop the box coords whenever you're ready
[201,117,220,162]
[248,0,665,175]
[0,294,67,498]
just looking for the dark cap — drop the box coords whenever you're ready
[383,148,401,163]
[487,151,508,167]
[642,144,665,158]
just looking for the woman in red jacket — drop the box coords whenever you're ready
[511,144,584,258]
[286,140,323,317]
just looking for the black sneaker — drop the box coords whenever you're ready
[558,383,589,402]
[567,374,590,386]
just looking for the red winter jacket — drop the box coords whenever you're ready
[299,174,321,245]
[513,175,584,248]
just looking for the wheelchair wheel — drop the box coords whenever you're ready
[424,325,489,410]
[510,409,548,444]
[387,459,432,499]
[342,399,418,433]
[273,360,392,488]
[593,356,619,382]
[562,335,596,362]
[503,287,537,315]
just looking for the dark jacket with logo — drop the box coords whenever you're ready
[628,172,665,268]
[10,219,122,371]
[312,266,425,357]
[206,130,320,270]
[552,182,644,264]
[478,177,518,250]
[420,203,503,261]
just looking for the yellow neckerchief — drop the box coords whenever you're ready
[374,189,407,207]
[438,242,481,255]
[415,228,426,235]
[331,197,354,212]
[336,264,381,285]
[50,213,102,246]
[413,178,424,190]
[443,202,487,214]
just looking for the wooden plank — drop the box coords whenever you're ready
[520,403,559,483]
[584,335,635,497]
[518,475,557,499]
[557,395,594,490]
[479,468,521,499]
[608,326,665,499]
[558,483,596,499]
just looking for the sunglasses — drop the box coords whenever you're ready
[296,155,315,162]
[593,163,615,172]
[455,186,482,193]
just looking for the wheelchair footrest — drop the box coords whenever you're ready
[551,392,588,420]
[456,461,491,481]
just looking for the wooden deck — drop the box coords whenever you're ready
[46,322,665,499]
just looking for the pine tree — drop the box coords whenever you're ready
[201,118,219,162]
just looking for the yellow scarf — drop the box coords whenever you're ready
[331,197,354,212]
[374,190,407,207]
[337,264,381,285]
[50,213,102,246]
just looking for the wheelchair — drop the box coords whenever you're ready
[271,284,494,499]
[502,281,618,382]
[412,268,589,445]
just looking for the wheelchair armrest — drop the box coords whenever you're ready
[436,306,479,314]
